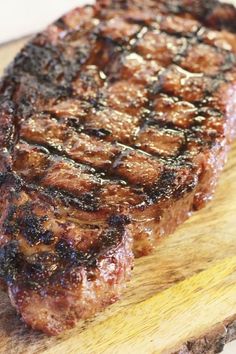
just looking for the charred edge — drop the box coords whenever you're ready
[19,213,54,246]
[5,36,92,119]
[54,18,69,30]
[205,3,236,33]
[108,214,131,227]
[3,205,18,235]
[36,226,124,288]
[176,0,218,21]
[11,76,72,119]
[22,252,60,290]
[55,239,95,266]
[17,226,124,290]
[3,203,55,246]
[146,167,197,204]
[55,226,124,269]
[0,172,23,191]
[0,173,7,187]
[0,241,22,283]
[0,89,19,156]
[146,169,177,204]
[11,42,89,88]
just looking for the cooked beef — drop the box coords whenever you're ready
[0,0,236,335]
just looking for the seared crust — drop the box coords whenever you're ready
[0,0,236,334]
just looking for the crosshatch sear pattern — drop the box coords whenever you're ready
[0,0,236,335]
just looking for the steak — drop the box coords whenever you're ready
[0,0,236,335]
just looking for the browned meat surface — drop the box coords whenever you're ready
[0,0,236,335]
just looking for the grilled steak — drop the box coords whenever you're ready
[0,0,236,335]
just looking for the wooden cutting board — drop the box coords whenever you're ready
[1,38,236,354]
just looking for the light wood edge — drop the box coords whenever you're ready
[171,315,236,354]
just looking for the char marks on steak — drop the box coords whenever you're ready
[0,0,236,335]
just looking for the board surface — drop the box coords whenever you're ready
[0,38,236,354]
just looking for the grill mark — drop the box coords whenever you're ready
[41,97,212,160]
[50,109,188,160]
[114,22,235,150]
[90,23,193,156]
[97,12,236,64]
[19,137,125,181]
[108,31,233,89]
[17,139,96,175]
[197,30,236,53]
[129,26,236,80]
[96,18,148,50]
[101,0,236,33]
[110,11,235,54]
[20,123,187,179]
[1,0,234,221]
[14,139,191,211]
[174,44,236,76]
[69,82,225,164]
[10,161,194,221]
[40,58,230,129]
[18,138,128,185]
[33,184,100,213]
[121,35,198,155]
[17,138,157,197]
[4,171,100,213]
[19,63,231,159]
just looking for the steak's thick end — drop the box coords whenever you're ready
[0,0,236,334]
[8,228,132,335]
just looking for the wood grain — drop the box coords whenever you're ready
[0,39,236,354]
